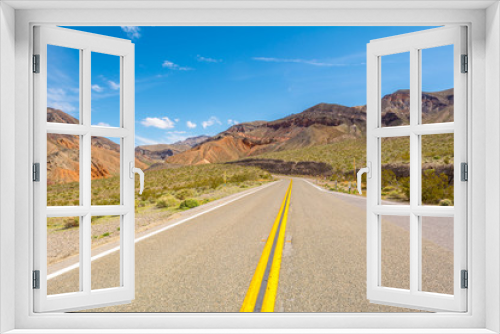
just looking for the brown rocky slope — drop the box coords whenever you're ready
[47,108,148,184]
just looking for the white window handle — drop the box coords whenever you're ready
[356,162,372,194]
[129,161,144,194]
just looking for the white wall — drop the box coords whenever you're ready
[486,2,500,333]
[0,2,16,333]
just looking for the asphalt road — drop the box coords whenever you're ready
[47,177,453,312]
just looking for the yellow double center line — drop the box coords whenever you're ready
[240,180,293,312]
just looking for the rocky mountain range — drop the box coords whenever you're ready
[165,88,454,166]
[135,135,210,165]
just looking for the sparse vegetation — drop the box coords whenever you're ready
[253,134,454,204]
[47,164,271,208]
[47,164,273,234]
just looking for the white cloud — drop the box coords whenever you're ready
[202,116,222,129]
[141,117,175,129]
[227,119,239,126]
[91,84,104,92]
[50,102,77,114]
[174,118,180,122]
[108,80,120,90]
[186,121,197,129]
[135,135,159,146]
[252,57,353,67]
[165,131,188,144]
[47,88,68,102]
[47,88,78,114]
[196,55,221,63]
[121,26,141,39]
[162,60,193,71]
[95,122,110,127]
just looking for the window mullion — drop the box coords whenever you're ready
[409,47,420,294]
[82,48,92,294]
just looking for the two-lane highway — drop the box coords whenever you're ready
[47,177,453,312]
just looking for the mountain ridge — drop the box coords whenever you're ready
[165,88,454,166]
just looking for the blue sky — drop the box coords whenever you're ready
[48,26,453,145]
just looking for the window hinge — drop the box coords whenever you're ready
[33,163,40,182]
[461,54,468,73]
[461,270,468,289]
[33,270,40,289]
[461,162,468,182]
[33,54,40,73]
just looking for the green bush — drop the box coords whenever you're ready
[179,199,200,209]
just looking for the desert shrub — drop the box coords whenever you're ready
[381,169,397,187]
[422,169,453,205]
[175,188,197,200]
[260,173,272,180]
[400,177,410,200]
[179,199,200,209]
[156,195,178,208]
[439,199,453,206]
[208,176,224,189]
[63,218,79,229]
[230,171,258,183]
[156,200,168,208]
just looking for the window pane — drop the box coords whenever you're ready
[91,215,121,290]
[47,45,80,123]
[47,134,80,206]
[47,216,80,295]
[381,52,410,127]
[421,134,454,206]
[380,215,410,290]
[91,136,121,205]
[421,45,454,124]
[381,137,410,205]
[91,52,120,127]
[421,216,454,295]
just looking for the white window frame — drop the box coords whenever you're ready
[33,26,136,313]
[1,1,498,333]
[366,26,468,312]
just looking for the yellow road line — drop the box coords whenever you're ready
[240,181,292,312]
[261,180,293,312]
